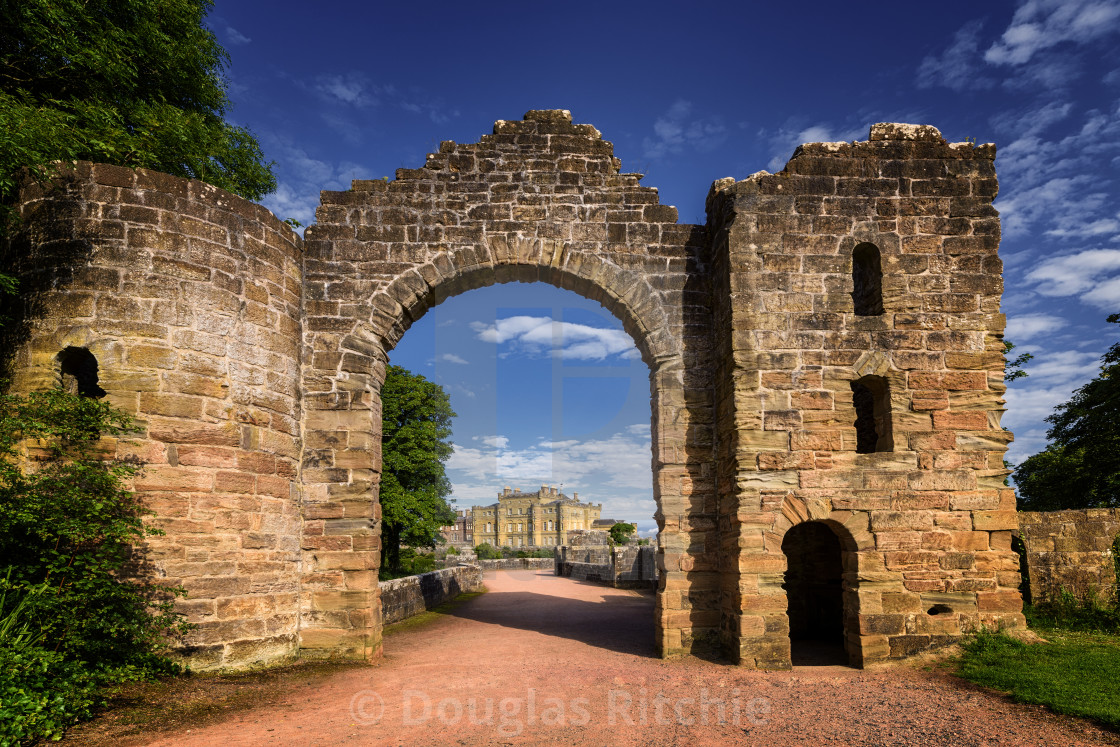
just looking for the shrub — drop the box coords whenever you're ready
[378,547,438,580]
[0,390,190,742]
[473,543,502,560]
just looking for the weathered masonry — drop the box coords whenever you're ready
[2,110,1023,671]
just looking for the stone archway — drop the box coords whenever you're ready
[297,111,718,661]
[5,112,1030,672]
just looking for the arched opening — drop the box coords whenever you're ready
[57,346,106,398]
[851,242,884,316]
[377,279,662,656]
[851,375,892,453]
[782,521,848,665]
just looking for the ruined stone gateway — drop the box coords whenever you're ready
[3,110,1023,671]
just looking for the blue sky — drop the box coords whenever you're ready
[210,1,1120,535]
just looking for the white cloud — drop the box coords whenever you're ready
[919,2,1120,92]
[470,316,638,361]
[225,26,251,45]
[917,20,994,90]
[447,427,655,523]
[766,121,865,172]
[257,139,369,229]
[1005,312,1067,340]
[437,353,469,365]
[1023,248,1120,308]
[314,73,377,107]
[642,100,727,160]
[1001,345,1103,464]
[985,0,1120,66]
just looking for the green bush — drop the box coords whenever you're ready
[378,547,438,580]
[0,390,190,742]
[473,543,502,560]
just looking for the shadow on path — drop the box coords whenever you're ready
[446,570,657,657]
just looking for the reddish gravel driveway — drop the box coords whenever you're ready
[134,570,1116,747]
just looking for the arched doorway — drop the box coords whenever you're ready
[297,111,718,662]
[782,521,849,665]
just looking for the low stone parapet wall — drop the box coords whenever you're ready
[1018,509,1120,604]
[379,565,483,625]
[555,545,657,589]
[558,561,613,583]
[476,557,555,571]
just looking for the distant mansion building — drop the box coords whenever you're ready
[459,485,603,548]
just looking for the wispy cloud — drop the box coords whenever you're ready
[1023,248,1120,309]
[766,121,865,172]
[224,26,251,46]
[1005,312,1068,340]
[918,1,1120,92]
[470,316,638,361]
[1002,343,1103,464]
[985,0,1120,66]
[437,353,469,365]
[917,20,995,90]
[314,73,380,107]
[641,100,727,160]
[257,138,369,229]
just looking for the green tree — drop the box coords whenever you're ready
[609,522,636,545]
[0,0,276,226]
[1015,314,1120,510]
[379,365,457,574]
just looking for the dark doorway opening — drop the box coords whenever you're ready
[782,521,847,665]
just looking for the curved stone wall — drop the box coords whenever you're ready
[6,163,304,670]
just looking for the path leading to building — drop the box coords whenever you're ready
[134,570,1113,747]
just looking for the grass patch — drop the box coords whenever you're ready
[955,628,1120,730]
[383,589,486,636]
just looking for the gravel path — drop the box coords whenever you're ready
[137,570,1117,747]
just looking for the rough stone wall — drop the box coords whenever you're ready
[614,545,658,588]
[559,562,614,583]
[5,163,304,670]
[299,110,716,661]
[476,557,555,571]
[1018,509,1120,603]
[379,565,483,625]
[708,123,1022,668]
[555,544,656,589]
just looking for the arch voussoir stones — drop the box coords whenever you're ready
[6,112,1024,671]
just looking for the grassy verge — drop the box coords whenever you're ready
[955,627,1120,730]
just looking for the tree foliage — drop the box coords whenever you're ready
[1016,314,1120,510]
[0,0,276,221]
[609,522,636,545]
[0,390,190,741]
[379,365,457,574]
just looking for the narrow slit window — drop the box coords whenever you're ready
[851,375,892,453]
[852,243,884,316]
[58,347,106,398]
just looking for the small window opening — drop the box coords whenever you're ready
[852,243,884,316]
[58,347,106,398]
[927,604,953,615]
[851,375,891,453]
